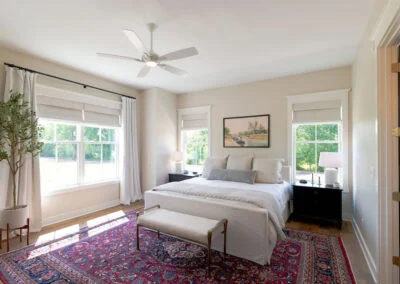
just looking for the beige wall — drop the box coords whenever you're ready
[351,0,390,278]
[178,66,353,219]
[140,88,177,191]
[41,183,120,226]
[0,46,141,225]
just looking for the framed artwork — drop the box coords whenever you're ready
[223,114,270,148]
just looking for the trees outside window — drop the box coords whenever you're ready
[295,123,340,182]
[39,120,118,192]
[182,129,208,172]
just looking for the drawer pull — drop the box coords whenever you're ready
[393,256,400,266]
[393,192,400,202]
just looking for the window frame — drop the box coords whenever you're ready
[177,106,211,172]
[181,128,209,172]
[293,122,342,183]
[39,118,120,194]
[287,89,349,192]
[81,124,119,184]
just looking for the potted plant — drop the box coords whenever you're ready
[0,92,42,229]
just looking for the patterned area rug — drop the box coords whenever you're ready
[0,209,355,283]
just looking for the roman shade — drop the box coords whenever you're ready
[181,112,208,130]
[292,100,342,123]
[36,85,121,127]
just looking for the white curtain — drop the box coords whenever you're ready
[0,66,42,232]
[120,97,142,204]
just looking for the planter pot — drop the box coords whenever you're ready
[0,205,28,229]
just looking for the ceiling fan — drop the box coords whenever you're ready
[97,23,199,78]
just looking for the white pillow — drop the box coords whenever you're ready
[202,156,229,178]
[226,156,253,171]
[253,158,284,184]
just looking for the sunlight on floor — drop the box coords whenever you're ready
[35,224,80,246]
[27,210,130,260]
[86,210,126,228]
[88,217,129,237]
[29,224,80,259]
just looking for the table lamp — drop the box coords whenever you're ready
[318,152,343,186]
[174,151,184,173]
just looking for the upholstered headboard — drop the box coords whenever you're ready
[282,166,291,183]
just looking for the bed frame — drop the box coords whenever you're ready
[144,166,291,265]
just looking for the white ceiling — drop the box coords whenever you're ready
[0,0,375,93]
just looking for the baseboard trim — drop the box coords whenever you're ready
[352,219,377,283]
[342,213,353,222]
[42,200,120,227]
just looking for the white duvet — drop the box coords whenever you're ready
[153,177,291,240]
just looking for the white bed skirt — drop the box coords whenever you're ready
[145,190,286,265]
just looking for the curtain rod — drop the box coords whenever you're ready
[4,62,136,100]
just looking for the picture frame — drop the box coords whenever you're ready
[223,114,270,148]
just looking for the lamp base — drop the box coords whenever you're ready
[324,168,338,186]
[175,162,183,174]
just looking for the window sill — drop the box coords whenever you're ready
[41,180,120,197]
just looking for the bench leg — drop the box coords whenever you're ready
[136,225,140,250]
[27,218,30,246]
[223,220,228,257]
[207,231,212,277]
[6,223,10,252]
[157,231,160,239]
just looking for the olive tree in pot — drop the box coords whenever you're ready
[0,92,42,229]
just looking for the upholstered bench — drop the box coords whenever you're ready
[136,205,228,272]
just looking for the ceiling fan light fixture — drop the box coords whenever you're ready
[146,61,158,67]
[98,23,199,78]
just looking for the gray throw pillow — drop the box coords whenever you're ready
[207,168,256,184]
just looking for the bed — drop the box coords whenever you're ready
[144,165,292,265]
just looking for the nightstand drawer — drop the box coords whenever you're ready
[293,187,317,215]
[317,189,342,218]
[292,183,343,229]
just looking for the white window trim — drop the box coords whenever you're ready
[286,89,350,192]
[177,106,212,155]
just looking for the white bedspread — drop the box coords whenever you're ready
[182,178,292,212]
[153,178,288,240]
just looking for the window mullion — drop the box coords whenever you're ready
[78,125,85,184]
[314,125,318,174]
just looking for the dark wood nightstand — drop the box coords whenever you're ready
[292,182,343,229]
[168,172,200,182]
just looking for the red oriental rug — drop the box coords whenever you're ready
[0,209,355,283]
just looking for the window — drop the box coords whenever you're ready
[39,119,118,192]
[182,129,209,172]
[83,126,117,183]
[178,106,211,173]
[40,121,78,189]
[287,89,349,190]
[294,123,341,183]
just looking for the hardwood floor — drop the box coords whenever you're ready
[1,202,373,283]
[0,201,144,253]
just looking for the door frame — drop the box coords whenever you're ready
[371,1,400,283]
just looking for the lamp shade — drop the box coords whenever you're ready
[318,152,343,168]
[173,151,184,161]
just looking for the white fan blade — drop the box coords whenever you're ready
[159,47,198,61]
[97,53,141,62]
[123,29,146,54]
[158,64,188,76]
[137,65,151,77]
